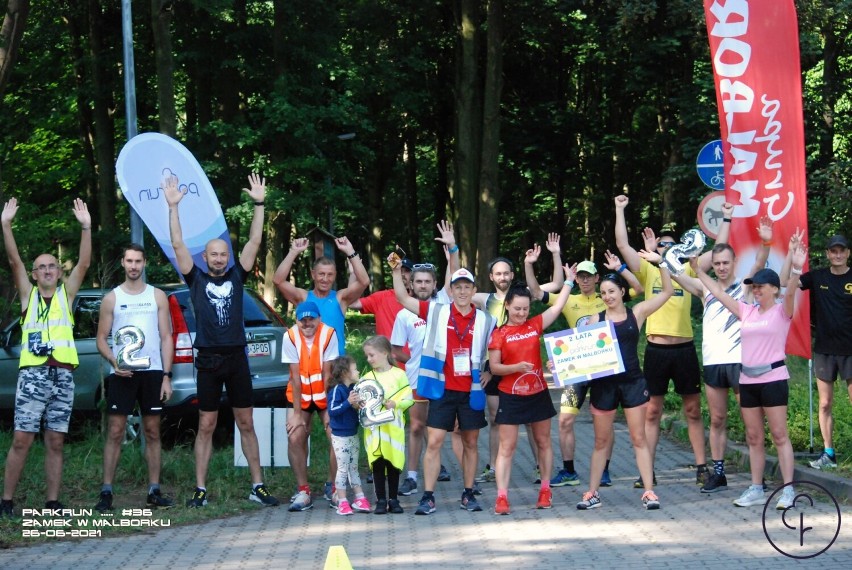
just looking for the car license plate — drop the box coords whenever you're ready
[247,342,271,357]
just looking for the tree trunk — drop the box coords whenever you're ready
[87,0,117,264]
[475,0,503,281]
[151,0,176,136]
[0,0,29,96]
[403,128,421,260]
[453,0,481,274]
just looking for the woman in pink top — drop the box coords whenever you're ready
[690,240,807,511]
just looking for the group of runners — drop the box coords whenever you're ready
[1,178,850,518]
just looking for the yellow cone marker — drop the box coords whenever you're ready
[324,545,354,570]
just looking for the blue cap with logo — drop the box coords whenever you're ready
[296,301,320,320]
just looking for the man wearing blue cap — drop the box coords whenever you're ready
[282,301,340,511]
[164,172,279,509]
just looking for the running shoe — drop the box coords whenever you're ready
[550,469,580,487]
[733,486,766,507]
[147,489,175,508]
[475,467,496,483]
[388,499,404,514]
[374,499,388,515]
[532,467,541,484]
[600,469,612,487]
[415,495,436,515]
[633,472,656,488]
[337,500,353,516]
[536,488,553,509]
[472,482,483,496]
[0,499,14,519]
[809,451,837,470]
[352,497,372,513]
[323,482,334,502]
[494,495,510,515]
[288,490,313,512]
[250,484,280,507]
[576,491,601,510]
[95,491,113,512]
[44,500,65,510]
[186,488,208,508]
[460,490,483,512]
[438,465,451,482]
[642,490,660,510]
[776,486,796,511]
[700,473,728,494]
[399,477,418,496]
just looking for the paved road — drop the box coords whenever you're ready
[1,398,849,569]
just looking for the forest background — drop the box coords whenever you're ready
[0,0,849,316]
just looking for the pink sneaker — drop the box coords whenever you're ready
[337,500,353,516]
[351,497,372,513]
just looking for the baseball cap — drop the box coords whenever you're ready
[401,258,415,270]
[825,234,849,249]
[295,301,320,320]
[576,260,597,275]
[744,268,780,288]
[450,268,475,284]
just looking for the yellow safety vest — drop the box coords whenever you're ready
[19,284,78,368]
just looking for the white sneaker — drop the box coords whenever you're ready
[733,485,766,507]
[809,452,837,470]
[288,490,313,512]
[775,486,795,510]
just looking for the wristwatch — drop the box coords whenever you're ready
[164,371,173,378]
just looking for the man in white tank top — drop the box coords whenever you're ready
[94,245,174,511]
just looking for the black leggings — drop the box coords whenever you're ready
[371,457,401,500]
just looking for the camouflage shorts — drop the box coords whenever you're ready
[14,366,75,433]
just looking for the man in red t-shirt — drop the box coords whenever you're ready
[350,258,413,337]
[392,261,495,515]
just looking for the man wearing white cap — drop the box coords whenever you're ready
[391,261,495,515]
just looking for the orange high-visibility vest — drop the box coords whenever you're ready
[285,322,335,409]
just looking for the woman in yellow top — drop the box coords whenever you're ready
[359,335,414,514]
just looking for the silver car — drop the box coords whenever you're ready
[1,285,290,435]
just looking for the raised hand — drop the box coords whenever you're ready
[163,174,184,207]
[524,244,541,265]
[602,249,623,271]
[642,227,658,252]
[757,215,773,243]
[615,195,629,210]
[72,198,91,228]
[563,263,577,283]
[638,249,662,264]
[545,233,561,253]
[721,202,734,219]
[290,237,310,255]
[335,236,356,256]
[791,243,808,270]
[435,220,456,248]
[789,227,805,251]
[2,198,19,225]
[243,172,266,203]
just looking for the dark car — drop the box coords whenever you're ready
[1,285,290,427]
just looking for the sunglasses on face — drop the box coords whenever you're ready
[657,241,676,248]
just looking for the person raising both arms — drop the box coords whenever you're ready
[690,237,807,511]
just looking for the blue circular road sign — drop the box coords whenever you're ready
[696,139,725,190]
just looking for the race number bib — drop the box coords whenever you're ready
[452,348,471,376]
